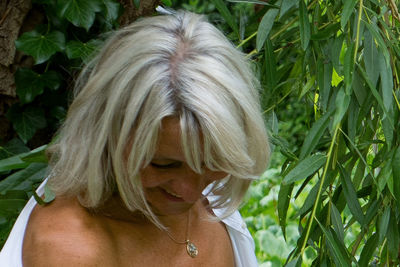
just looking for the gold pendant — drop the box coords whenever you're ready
[186,240,198,258]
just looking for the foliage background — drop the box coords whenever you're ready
[1,0,400,266]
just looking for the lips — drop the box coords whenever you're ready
[160,187,185,202]
[164,188,182,198]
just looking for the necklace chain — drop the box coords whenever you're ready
[164,210,190,244]
[164,210,198,258]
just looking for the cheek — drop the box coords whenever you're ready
[140,167,170,188]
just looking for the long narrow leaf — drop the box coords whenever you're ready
[256,8,279,52]
[387,209,400,259]
[340,0,357,30]
[378,206,390,244]
[299,109,334,159]
[211,0,239,38]
[315,218,352,267]
[282,154,326,185]
[299,0,310,50]
[338,164,365,224]
[278,183,294,239]
[358,233,378,266]
[330,202,344,241]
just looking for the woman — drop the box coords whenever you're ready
[0,10,269,266]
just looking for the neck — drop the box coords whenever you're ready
[90,194,203,232]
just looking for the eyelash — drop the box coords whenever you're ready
[150,162,181,169]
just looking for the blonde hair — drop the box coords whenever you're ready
[48,10,270,226]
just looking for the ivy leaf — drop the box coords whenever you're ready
[15,69,61,104]
[100,0,120,21]
[66,39,102,61]
[59,0,102,31]
[15,31,65,64]
[6,106,47,144]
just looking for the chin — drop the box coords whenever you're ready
[143,187,198,216]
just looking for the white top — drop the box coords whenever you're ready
[0,180,258,267]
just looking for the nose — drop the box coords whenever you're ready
[171,167,227,202]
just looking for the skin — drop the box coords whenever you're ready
[22,117,235,266]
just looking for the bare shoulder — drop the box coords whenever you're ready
[22,197,116,266]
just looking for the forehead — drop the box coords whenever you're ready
[154,117,184,160]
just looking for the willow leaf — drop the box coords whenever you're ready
[282,154,326,185]
[299,0,310,50]
[256,8,279,52]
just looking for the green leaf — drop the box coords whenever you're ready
[363,22,390,67]
[364,29,380,87]
[332,87,350,128]
[299,75,315,99]
[43,184,55,203]
[343,42,355,94]
[0,163,47,193]
[299,0,310,50]
[278,183,293,239]
[338,165,364,224]
[358,233,378,266]
[211,0,239,38]
[15,69,61,104]
[227,0,278,6]
[330,202,344,241]
[352,69,367,106]
[364,199,379,226]
[100,0,120,22]
[59,0,102,31]
[0,138,30,159]
[66,39,102,61]
[331,35,344,75]
[6,106,47,143]
[378,206,390,244]
[20,145,48,163]
[0,155,29,173]
[34,183,55,205]
[357,64,394,129]
[379,55,394,146]
[315,218,351,267]
[340,0,357,30]
[256,8,279,52]
[264,37,277,90]
[0,145,47,172]
[282,154,326,185]
[15,31,65,64]
[320,62,333,110]
[280,0,297,17]
[393,147,400,200]
[387,209,399,259]
[161,0,171,6]
[0,199,27,213]
[0,190,28,200]
[311,22,340,40]
[299,109,333,159]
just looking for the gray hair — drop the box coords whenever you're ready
[48,10,270,227]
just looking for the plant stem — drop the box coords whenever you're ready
[237,31,257,48]
[354,0,363,63]
[300,124,340,256]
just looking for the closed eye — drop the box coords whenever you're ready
[150,162,182,169]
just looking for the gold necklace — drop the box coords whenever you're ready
[164,210,198,258]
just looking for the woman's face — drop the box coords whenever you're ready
[140,117,227,216]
